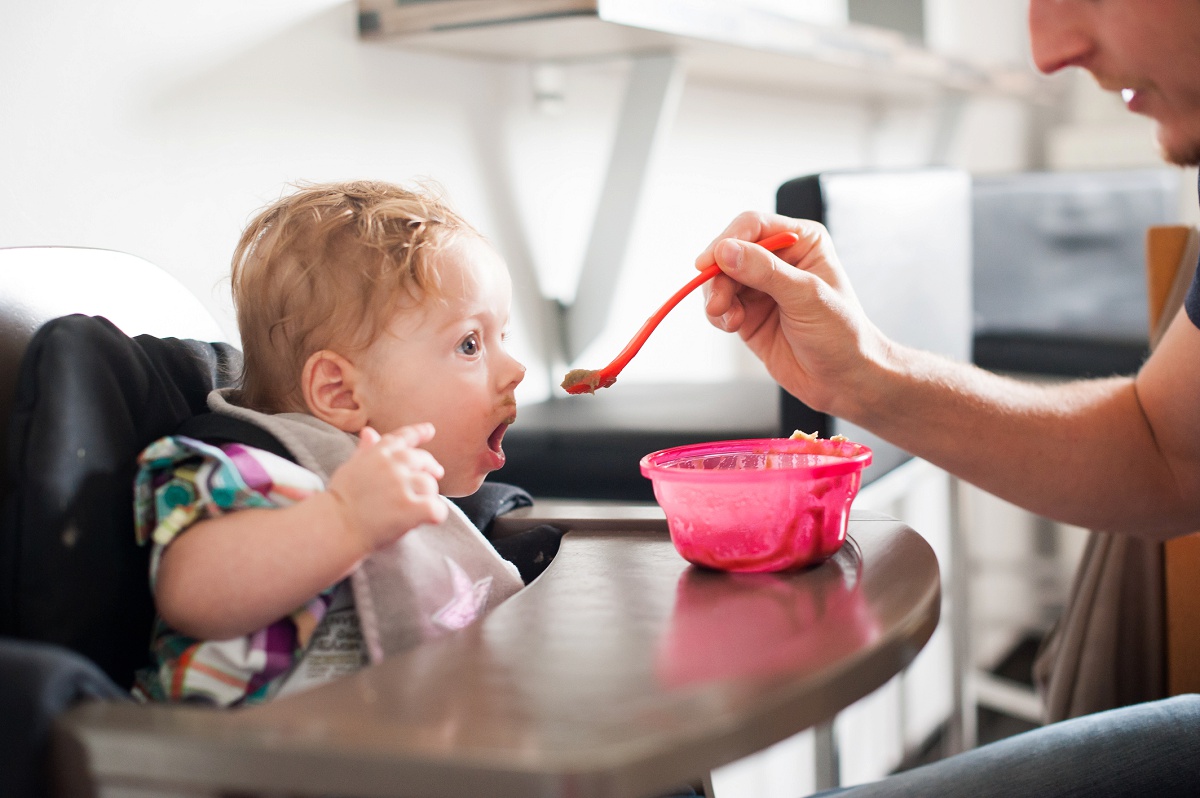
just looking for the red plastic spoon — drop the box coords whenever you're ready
[560,231,801,395]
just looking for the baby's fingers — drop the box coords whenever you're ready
[360,423,436,453]
[418,493,449,525]
[402,466,443,497]
[387,422,436,449]
[392,445,445,482]
[367,426,445,480]
[358,426,382,448]
[398,472,448,528]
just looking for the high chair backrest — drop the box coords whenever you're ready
[0,247,227,473]
[0,247,238,687]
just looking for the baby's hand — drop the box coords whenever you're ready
[327,423,448,554]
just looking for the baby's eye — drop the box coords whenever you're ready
[457,333,480,356]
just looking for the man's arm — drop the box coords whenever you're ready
[701,213,1200,539]
[848,310,1200,538]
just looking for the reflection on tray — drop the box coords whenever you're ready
[656,539,879,687]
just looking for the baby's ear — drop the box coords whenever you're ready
[301,350,366,432]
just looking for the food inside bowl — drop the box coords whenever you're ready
[640,436,872,573]
[790,429,847,442]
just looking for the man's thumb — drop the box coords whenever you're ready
[714,238,746,274]
[715,238,789,290]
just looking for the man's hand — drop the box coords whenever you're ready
[698,211,888,418]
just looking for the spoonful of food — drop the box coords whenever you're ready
[560,231,801,395]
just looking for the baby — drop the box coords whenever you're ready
[131,180,526,705]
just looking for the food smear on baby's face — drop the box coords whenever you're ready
[560,368,616,395]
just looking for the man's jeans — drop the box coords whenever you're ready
[811,694,1200,798]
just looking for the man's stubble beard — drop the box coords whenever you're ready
[1162,141,1200,167]
[1158,124,1200,167]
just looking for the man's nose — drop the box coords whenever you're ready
[1028,0,1093,76]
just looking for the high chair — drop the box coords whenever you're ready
[0,246,940,798]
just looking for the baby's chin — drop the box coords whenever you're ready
[439,472,488,499]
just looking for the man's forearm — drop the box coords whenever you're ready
[842,343,1185,537]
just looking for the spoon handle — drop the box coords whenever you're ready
[598,231,801,382]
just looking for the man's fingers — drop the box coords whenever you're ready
[695,212,818,272]
[694,211,777,270]
[714,238,747,273]
[704,274,743,331]
[714,238,811,301]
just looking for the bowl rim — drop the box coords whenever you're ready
[639,437,873,482]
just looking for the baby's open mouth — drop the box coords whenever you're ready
[488,420,512,454]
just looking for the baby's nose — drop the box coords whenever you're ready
[505,354,526,387]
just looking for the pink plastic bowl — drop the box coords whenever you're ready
[640,437,872,573]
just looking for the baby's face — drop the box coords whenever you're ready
[355,234,525,496]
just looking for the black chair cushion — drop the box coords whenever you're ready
[450,481,562,585]
[0,636,130,798]
[0,315,240,689]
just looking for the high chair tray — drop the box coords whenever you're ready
[52,505,940,798]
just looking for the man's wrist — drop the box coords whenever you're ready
[827,333,903,427]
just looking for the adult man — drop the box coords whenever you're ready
[699,2,1200,795]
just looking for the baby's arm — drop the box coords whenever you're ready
[154,424,446,641]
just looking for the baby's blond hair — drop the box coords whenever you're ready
[230,180,475,413]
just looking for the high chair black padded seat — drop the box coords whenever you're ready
[1,313,241,685]
[0,247,239,797]
[0,248,238,682]
[0,317,243,798]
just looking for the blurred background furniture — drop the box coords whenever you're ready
[768,168,968,779]
[972,169,1179,378]
[961,169,1184,741]
[1031,221,1199,724]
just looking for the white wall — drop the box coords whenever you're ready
[0,0,1035,404]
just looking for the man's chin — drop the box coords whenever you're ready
[1156,126,1200,167]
